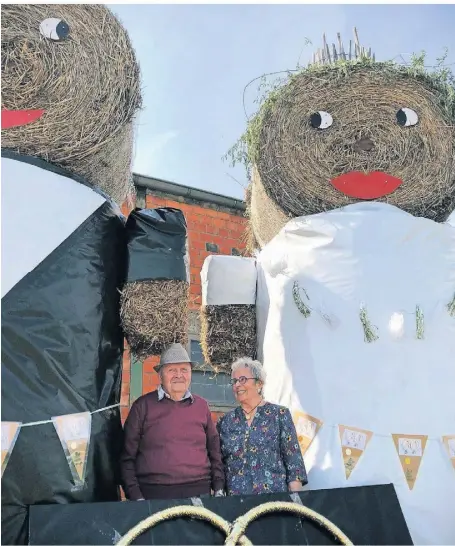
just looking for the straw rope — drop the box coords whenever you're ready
[116,501,353,546]
[225,501,353,546]
[115,505,252,546]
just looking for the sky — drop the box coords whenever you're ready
[108,4,455,200]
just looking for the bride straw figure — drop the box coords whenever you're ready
[200,30,455,545]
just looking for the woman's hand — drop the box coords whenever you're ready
[288,480,304,492]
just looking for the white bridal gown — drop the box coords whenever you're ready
[203,202,455,545]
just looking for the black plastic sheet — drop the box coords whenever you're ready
[1,165,127,545]
[29,484,413,545]
[125,208,188,283]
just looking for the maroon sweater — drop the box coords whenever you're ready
[121,391,225,500]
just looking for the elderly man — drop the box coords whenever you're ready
[121,343,225,500]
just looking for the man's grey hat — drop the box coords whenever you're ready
[154,343,196,372]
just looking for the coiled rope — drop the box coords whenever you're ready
[116,501,353,545]
[225,501,353,545]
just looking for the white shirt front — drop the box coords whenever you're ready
[1,157,106,298]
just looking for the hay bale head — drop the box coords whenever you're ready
[248,62,455,246]
[1,4,142,204]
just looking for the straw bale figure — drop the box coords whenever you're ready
[1,5,188,544]
[200,32,455,545]
[202,50,455,368]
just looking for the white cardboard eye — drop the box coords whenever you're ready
[401,108,419,127]
[318,111,333,129]
[39,18,64,41]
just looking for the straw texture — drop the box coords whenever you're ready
[1,4,142,204]
[254,63,454,227]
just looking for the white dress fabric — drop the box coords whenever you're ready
[255,202,455,545]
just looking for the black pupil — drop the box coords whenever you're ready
[396,109,407,127]
[56,20,70,40]
[310,112,322,129]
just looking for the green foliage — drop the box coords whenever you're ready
[447,292,455,317]
[223,74,288,177]
[415,305,425,340]
[292,281,311,318]
[225,48,455,176]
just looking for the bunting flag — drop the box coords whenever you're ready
[52,412,91,485]
[392,434,428,490]
[1,421,21,477]
[338,425,373,479]
[442,435,455,471]
[292,411,323,456]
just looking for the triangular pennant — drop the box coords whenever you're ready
[338,425,373,479]
[1,422,21,477]
[292,411,323,456]
[392,434,428,490]
[52,412,91,484]
[442,435,455,471]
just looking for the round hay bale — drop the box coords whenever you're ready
[1,4,142,204]
[201,305,256,369]
[76,122,136,204]
[243,184,259,255]
[250,165,290,248]
[250,62,454,227]
[120,280,189,359]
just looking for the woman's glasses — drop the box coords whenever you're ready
[230,376,255,386]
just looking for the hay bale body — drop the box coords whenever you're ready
[1,4,141,204]
[247,63,455,246]
[201,305,256,369]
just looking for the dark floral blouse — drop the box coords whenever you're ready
[217,402,308,496]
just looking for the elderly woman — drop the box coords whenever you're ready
[217,357,307,496]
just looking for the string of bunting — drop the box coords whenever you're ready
[292,410,455,489]
[3,404,453,491]
[1,403,120,484]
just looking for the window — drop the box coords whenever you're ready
[205,242,219,253]
[190,338,204,364]
[189,339,236,410]
[231,248,241,256]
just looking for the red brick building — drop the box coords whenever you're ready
[121,173,248,423]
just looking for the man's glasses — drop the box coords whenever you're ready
[230,376,255,386]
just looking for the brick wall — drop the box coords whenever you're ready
[119,190,247,423]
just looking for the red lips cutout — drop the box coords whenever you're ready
[330,171,402,199]
[1,109,45,130]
